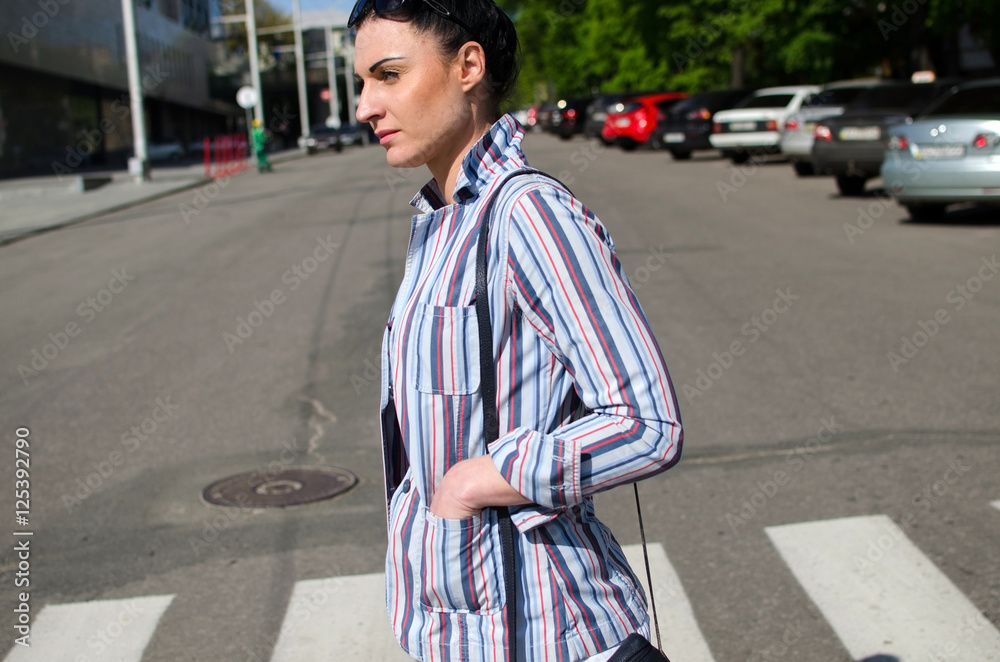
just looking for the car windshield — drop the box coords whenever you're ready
[921,85,1000,116]
[805,87,869,108]
[736,94,794,109]
[848,85,939,112]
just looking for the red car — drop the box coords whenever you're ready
[602,92,689,150]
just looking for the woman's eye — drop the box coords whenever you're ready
[381,70,400,81]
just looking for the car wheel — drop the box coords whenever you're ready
[836,175,867,196]
[793,161,815,177]
[618,139,638,152]
[669,149,692,161]
[905,204,947,221]
[559,132,573,141]
[730,151,750,165]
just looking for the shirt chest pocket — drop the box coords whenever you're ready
[408,304,481,396]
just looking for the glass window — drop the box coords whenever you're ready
[736,94,794,109]
[922,86,1000,116]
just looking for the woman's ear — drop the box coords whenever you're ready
[457,41,488,94]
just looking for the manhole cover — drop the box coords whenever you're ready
[203,466,357,508]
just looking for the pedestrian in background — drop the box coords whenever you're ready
[351,0,683,660]
[252,118,272,173]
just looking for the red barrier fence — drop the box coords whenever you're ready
[203,134,250,179]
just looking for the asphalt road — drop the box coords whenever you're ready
[0,132,998,662]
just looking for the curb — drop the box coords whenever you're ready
[0,177,213,248]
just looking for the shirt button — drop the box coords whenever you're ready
[401,479,411,493]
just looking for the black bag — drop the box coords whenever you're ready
[475,169,671,662]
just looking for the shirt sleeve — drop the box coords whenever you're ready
[489,182,683,514]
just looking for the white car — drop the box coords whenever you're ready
[709,85,819,164]
[780,79,885,176]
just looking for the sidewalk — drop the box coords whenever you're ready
[0,149,305,245]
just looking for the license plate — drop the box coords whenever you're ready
[615,117,631,127]
[839,126,880,141]
[915,144,966,160]
[664,132,685,143]
[730,122,757,132]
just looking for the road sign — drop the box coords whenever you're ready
[237,86,259,110]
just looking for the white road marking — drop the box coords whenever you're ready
[767,515,1000,661]
[4,594,174,662]
[991,500,1000,513]
[269,575,411,661]
[622,543,717,662]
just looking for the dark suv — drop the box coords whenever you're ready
[650,89,750,159]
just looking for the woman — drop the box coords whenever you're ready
[351,1,683,659]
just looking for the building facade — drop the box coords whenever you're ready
[1,0,239,178]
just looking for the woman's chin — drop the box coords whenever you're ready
[386,148,426,170]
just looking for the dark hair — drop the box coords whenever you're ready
[354,0,520,119]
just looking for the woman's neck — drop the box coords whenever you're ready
[428,118,495,205]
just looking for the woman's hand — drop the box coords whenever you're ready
[429,456,531,519]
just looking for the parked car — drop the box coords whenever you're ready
[650,88,750,160]
[536,101,559,134]
[780,79,885,176]
[585,94,634,141]
[812,79,961,195]
[300,124,344,154]
[547,97,593,140]
[147,140,185,162]
[881,78,1000,220]
[602,92,688,150]
[709,85,820,164]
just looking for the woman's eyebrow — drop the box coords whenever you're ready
[369,56,405,73]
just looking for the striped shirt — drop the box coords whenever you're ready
[378,115,683,661]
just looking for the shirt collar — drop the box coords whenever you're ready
[410,114,526,213]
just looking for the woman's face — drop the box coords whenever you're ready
[354,18,473,170]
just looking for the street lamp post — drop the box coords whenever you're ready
[245,0,264,124]
[121,0,149,182]
[291,0,311,139]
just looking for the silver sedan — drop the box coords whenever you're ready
[882,78,1000,220]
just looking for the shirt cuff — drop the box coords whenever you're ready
[488,427,582,511]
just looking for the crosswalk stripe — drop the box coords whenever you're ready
[992,500,1000,513]
[269,545,714,661]
[269,575,411,661]
[622,543,717,662]
[766,515,1000,661]
[3,594,174,662]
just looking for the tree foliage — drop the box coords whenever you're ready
[500,0,998,103]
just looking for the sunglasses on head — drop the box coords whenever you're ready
[348,0,477,40]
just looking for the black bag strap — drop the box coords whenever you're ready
[475,167,558,662]
[475,168,667,661]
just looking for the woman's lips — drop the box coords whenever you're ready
[378,130,399,145]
